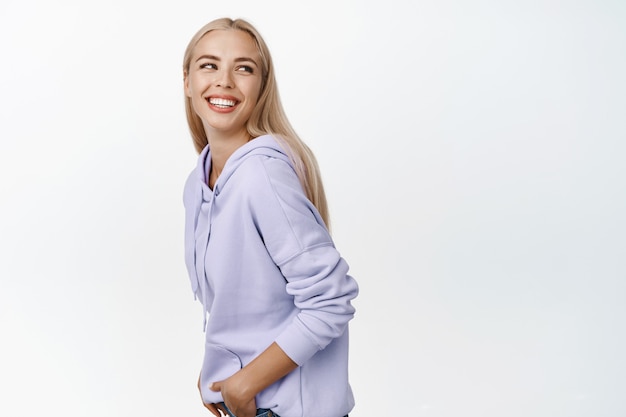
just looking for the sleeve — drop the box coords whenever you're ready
[247,155,359,366]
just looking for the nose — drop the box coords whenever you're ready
[215,69,233,88]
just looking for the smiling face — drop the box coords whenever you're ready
[184,29,263,142]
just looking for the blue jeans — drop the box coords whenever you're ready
[219,402,348,417]
[220,403,348,417]
[219,403,275,417]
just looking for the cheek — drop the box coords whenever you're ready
[251,80,263,103]
[185,79,196,98]
[187,73,209,95]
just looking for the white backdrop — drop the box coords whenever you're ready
[1,0,625,416]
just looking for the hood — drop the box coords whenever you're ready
[197,134,293,197]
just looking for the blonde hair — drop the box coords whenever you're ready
[182,18,330,228]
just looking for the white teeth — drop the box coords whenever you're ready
[209,97,236,107]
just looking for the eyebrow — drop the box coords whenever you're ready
[195,54,258,67]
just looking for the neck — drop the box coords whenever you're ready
[206,129,252,187]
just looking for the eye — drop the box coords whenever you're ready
[236,65,254,74]
[200,62,217,70]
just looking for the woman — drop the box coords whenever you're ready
[182,17,358,417]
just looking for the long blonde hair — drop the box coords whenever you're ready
[182,18,330,229]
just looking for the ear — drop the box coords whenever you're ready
[183,70,191,98]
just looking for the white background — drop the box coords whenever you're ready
[1,0,625,416]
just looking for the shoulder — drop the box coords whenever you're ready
[235,153,303,198]
[238,154,330,258]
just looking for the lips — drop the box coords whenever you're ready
[207,96,239,109]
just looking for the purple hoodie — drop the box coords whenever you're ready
[183,135,359,417]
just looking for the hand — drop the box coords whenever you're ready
[210,372,257,417]
[198,373,222,417]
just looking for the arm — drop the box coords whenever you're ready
[210,342,297,417]
[210,156,357,416]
